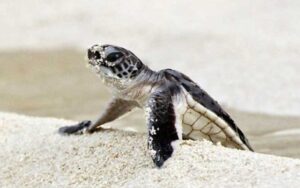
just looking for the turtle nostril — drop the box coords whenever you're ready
[94,51,101,59]
[87,49,101,60]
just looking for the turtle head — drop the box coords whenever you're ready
[87,44,145,86]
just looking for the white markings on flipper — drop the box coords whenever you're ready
[201,123,221,135]
[183,109,200,125]
[205,110,218,121]
[223,126,236,138]
[180,88,250,150]
[189,130,209,140]
[186,93,197,107]
[172,94,186,140]
[182,123,193,135]
[231,135,243,145]
[194,103,207,114]
[192,116,210,130]
[214,118,228,129]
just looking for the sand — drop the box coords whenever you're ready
[0,112,300,187]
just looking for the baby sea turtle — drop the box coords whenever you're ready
[59,44,253,167]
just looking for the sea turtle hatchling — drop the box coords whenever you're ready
[59,44,254,167]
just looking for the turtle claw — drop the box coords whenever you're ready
[58,120,92,135]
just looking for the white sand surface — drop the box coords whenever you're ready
[1,0,300,116]
[1,112,300,187]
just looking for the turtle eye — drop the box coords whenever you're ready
[106,52,123,62]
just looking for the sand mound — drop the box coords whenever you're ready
[1,112,299,187]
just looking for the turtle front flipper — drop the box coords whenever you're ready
[146,91,179,167]
[58,98,138,135]
[58,120,91,134]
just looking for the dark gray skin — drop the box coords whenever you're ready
[59,44,253,167]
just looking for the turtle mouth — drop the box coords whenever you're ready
[87,58,116,68]
[87,58,119,79]
[88,58,103,66]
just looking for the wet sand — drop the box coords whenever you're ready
[0,50,299,158]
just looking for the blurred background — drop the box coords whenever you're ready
[0,0,299,157]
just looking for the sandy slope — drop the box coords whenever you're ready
[0,112,299,187]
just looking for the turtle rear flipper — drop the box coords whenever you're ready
[146,90,179,167]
